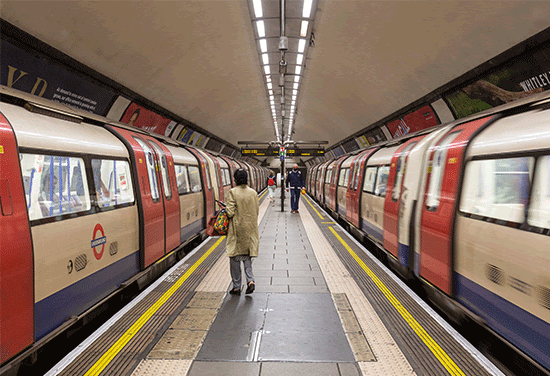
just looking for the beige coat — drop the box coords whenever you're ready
[225,185,259,258]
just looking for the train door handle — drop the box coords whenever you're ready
[374,214,378,222]
[0,179,13,216]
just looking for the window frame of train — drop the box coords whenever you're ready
[133,137,161,203]
[222,168,231,187]
[19,149,136,225]
[174,164,203,195]
[459,152,550,235]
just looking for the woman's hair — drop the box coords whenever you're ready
[269,170,274,176]
[234,168,248,185]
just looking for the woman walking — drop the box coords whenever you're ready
[225,169,259,295]
[266,170,277,202]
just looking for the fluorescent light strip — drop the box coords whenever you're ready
[294,76,300,83]
[303,0,313,18]
[300,20,309,37]
[256,21,265,37]
[262,54,269,65]
[253,0,263,18]
[264,65,270,74]
[267,83,272,89]
[259,39,267,53]
[295,66,302,75]
[293,89,298,95]
[292,95,297,100]
[296,54,304,65]
[298,39,306,53]
[293,83,299,89]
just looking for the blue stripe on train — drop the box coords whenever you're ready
[398,243,409,268]
[337,205,346,217]
[181,218,204,243]
[35,252,140,340]
[455,272,550,370]
[360,219,384,244]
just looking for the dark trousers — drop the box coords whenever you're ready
[290,188,300,211]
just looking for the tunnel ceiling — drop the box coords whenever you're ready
[2,1,550,149]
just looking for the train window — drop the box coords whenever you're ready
[134,138,160,201]
[426,133,459,210]
[188,166,203,193]
[92,159,135,208]
[528,155,550,229]
[204,164,212,190]
[354,161,362,190]
[175,164,190,194]
[374,165,390,197]
[149,142,172,200]
[344,168,350,187]
[363,166,378,193]
[338,168,347,187]
[460,157,534,223]
[325,168,332,183]
[392,142,416,201]
[223,169,231,186]
[20,153,91,221]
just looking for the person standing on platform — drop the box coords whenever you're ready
[266,170,277,202]
[286,164,304,213]
[225,169,259,295]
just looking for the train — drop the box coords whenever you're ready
[0,86,269,370]
[305,89,550,372]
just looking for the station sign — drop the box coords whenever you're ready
[241,148,278,156]
[240,147,324,157]
[286,148,325,156]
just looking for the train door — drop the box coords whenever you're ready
[143,137,181,253]
[107,127,164,268]
[0,114,33,363]
[347,149,377,228]
[383,137,424,262]
[328,156,346,211]
[210,154,224,202]
[187,148,215,222]
[419,116,494,294]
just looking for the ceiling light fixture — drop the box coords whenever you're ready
[264,65,271,74]
[253,0,263,18]
[259,39,267,52]
[256,21,265,37]
[267,83,272,89]
[303,0,313,18]
[262,54,269,65]
[298,39,306,53]
[294,76,300,83]
[300,21,309,37]
[296,54,304,65]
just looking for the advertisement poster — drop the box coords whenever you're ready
[386,105,439,138]
[120,103,173,135]
[445,43,550,118]
[1,39,116,115]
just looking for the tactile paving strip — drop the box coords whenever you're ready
[300,202,417,376]
[303,197,498,376]
[56,237,226,376]
[131,359,192,376]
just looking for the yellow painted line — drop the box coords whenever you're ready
[321,221,336,224]
[328,227,465,376]
[84,236,226,376]
[155,249,175,265]
[259,190,268,200]
[302,195,324,220]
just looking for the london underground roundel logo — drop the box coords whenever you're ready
[91,223,107,260]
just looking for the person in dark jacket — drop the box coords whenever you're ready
[286,164,304,213]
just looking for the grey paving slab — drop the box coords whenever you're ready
[273,263,312,270]
[254,285,289,293]
[259,331,354,362]
[189,361,260,376]
[196,329,256,361]
[288,270,324,278]
[260,362,340,376]
[255,270,288,277]
[264,306,342,332]
[209,294,267,332]
[338,363,362,376]
[289,285,330,293]
[313,277,328,286]
[271,277,315,286]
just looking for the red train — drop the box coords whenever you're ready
[0,86,268,369]
[307,91,550,372]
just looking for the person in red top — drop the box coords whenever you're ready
[266,170,276,202]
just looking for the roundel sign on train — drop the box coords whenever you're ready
[91,223,107,260]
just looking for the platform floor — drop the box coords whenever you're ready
[47,188,505,376]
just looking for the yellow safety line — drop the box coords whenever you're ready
[259,190,268,200]
[84,236,226,376]
[328,227,465,376]
[321,222,336,224]
[302,194,324,220]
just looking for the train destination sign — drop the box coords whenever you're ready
[240,147,324,156]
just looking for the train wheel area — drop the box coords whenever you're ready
[38,189,506,376]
